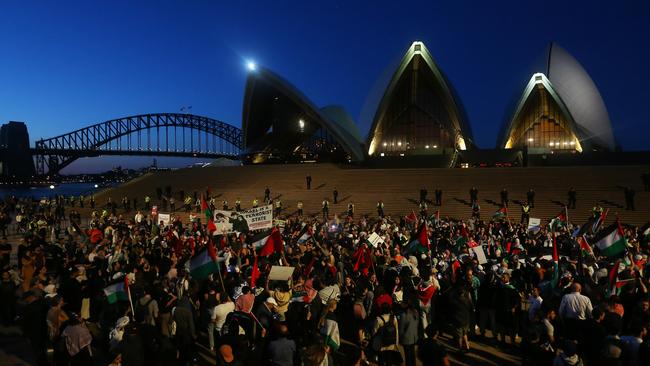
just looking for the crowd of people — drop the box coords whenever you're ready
[0,184,649,366]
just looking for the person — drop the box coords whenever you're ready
[347,203,354,219]
[266,324,297,366]
[61,314,93,366]
[471,201,480,219]
[527,188,535,208]
[144,195,150,209]
[521,202,530,224]
[136,288,159,326]
[222,200,228,210]
[264,187,271,203]
[419,201,427,217]
[398,297,420,366]
[500,188,509,207]
[90,195,95,208]
[370,303,400,366]
[435,188,442,206]
[297,201,303,217]
[469,187,478,205]
[255,297,277,336]
[275,199,282,216]
[252,198,259,208]
[333,188,338,204]
[235,198,241,211]
[559,283,593,339]
[420,188,428,203]
[377,200,385,218]
[217,344,243,366]
[210,293,235,351]
[306,175,312,190]
[172,295,196,365]
[169,197,176,212]
[322,199,329,220]
[184,196,192,212]
[449,285,473,352]
[592,203,603,220]
[568,187,577,209]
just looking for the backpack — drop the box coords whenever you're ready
[135,298,154,323]
[371,315,397,351]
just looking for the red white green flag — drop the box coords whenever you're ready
[251,228,284,257]
[104,276,129,304]
[189,241,219,279]
[594,223,627,257]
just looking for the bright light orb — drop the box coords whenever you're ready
[246,61,257,71]
[94,184,99,188]
[49,185,55,189]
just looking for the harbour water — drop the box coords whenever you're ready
[0,182,106,199]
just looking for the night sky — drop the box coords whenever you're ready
[1,1,648,172]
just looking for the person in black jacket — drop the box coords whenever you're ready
[495,273,519,345]
[449,285,473,352]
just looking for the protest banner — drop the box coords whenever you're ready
[213,205,274,233]
[366,232,383,248]
[527,218,541,232]
[158,213,171,227]
[471,245,488,264]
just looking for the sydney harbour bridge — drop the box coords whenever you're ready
[0,113,243,180]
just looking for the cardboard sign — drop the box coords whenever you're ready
[268,266,295,282]
[151,206,158,216]
[366,232,383,248]
[471,246,488,264]
[158,213,171,227]
[528,218,541,232]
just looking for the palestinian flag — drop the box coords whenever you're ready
[593,223,627,257]
[251,228,284,257]
[592,208,609,233]
[430,210,440,223]
[577,236,594,257]
[189,241,219,279]
[201,196,218,234]
[493,206,508,219]
[405,221,430,254]
[290,290,312,303]
[549,210,567,232]
[104,276,129,304]
[297,224,313,243]
[405,210,417,223]
[321,319,340,352]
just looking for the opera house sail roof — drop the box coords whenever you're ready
[366,41,473,157]
[500,43,616,152]
[242,67,364,163]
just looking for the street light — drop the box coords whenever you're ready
[246,60,257,71]
[298,119,305,129]
[49,185,55,189]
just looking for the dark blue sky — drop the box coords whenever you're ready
[1,0,649,171]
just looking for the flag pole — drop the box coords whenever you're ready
[126,277,135,320]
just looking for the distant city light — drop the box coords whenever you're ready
[94,184,99,188]
[425,145,430,149]
[382,142,387,147]
[380,152,385,157]
[246,60,257,71]
[49,184,55,189]
[570,141,575,145]
[298,119,305,129]
[433,145,438,148]
[549,142,554,146]
[528,138,534,142]
[397,141,402,146]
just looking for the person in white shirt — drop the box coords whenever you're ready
[212,294,235,337]
[134,211,144,224]
[559,283,593,320]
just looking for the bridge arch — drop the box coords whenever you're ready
[34,113,242,175]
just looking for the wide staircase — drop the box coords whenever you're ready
[95,164,650,226]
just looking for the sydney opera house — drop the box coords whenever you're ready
[242,41,618,167]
